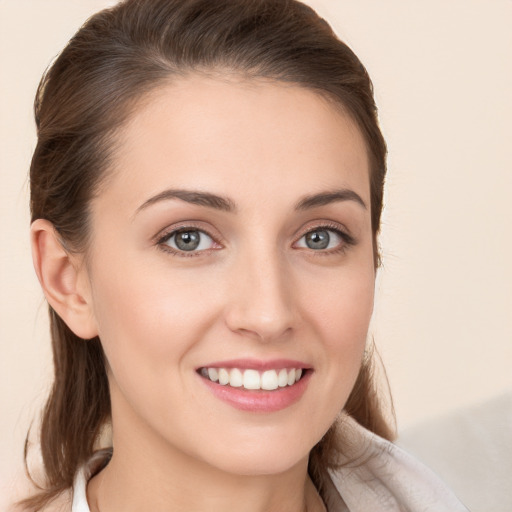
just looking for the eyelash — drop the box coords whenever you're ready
[155,222,221,258]
[155,222,355,258]
[294,222,356,256]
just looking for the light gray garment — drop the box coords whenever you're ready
[71,415,468,511]
[323,415,469,511]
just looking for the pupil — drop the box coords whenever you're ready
[306,230,329,250]
[176,230,200,251]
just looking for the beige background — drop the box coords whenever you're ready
[1,0,511,503]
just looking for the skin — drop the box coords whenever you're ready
[32,75,375,512]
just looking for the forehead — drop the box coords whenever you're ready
[100,74,370,214]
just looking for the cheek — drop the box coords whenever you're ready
[304,263,374,343]
[87,258,223,438]
[87,253,220,381]
[300,262,375,397]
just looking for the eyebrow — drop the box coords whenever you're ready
[294,189,367,211]
[136,189,236,214]
[135,187,367,216]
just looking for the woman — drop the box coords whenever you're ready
[18,0,467,510]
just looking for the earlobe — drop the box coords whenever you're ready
[30,219,98,340]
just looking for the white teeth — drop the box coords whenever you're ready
[243,369,261,390]
[218,368,229,385]
[229,368,243,387]
[278,368,288,387]
[261,370,278,390]
[201,367,304,390]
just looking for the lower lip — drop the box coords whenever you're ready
[199,371,311,412]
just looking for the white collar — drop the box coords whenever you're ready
[72,449,111,512]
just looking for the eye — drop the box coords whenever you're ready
[295,226,352,252]
[159,228,217,253]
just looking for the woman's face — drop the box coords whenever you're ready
[81,75,375,475]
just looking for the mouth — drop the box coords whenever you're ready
[196,360,312,412]
[198,366,306,391]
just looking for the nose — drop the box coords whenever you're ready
[224,247,297,343]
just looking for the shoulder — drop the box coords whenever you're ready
[5,490,72,512]
[325,414,469,512]
[4,492,72,512]
[7,449,111,512]
[2,468,72,512]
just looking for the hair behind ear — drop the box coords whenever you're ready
[21,310,110,510]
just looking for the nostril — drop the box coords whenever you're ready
[233,326,293,344]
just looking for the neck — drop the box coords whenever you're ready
[87,400,325,512]
[87,446,324,512]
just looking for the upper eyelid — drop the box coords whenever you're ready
[160,228,215,245]
[154,221,222,244]
[294,220,353,239]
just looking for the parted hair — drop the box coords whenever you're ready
[23,0,393,508]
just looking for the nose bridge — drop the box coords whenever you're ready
[225,239,295,342]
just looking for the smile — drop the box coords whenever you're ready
[197,359,312,412]
[199,367,303,391]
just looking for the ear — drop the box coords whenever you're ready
[31,219,98,340]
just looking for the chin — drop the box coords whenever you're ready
[209,448,310,477]
[194,426,321,477]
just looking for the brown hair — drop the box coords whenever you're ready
[24,0,393,508]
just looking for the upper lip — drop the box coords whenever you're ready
[197,358,312,371]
